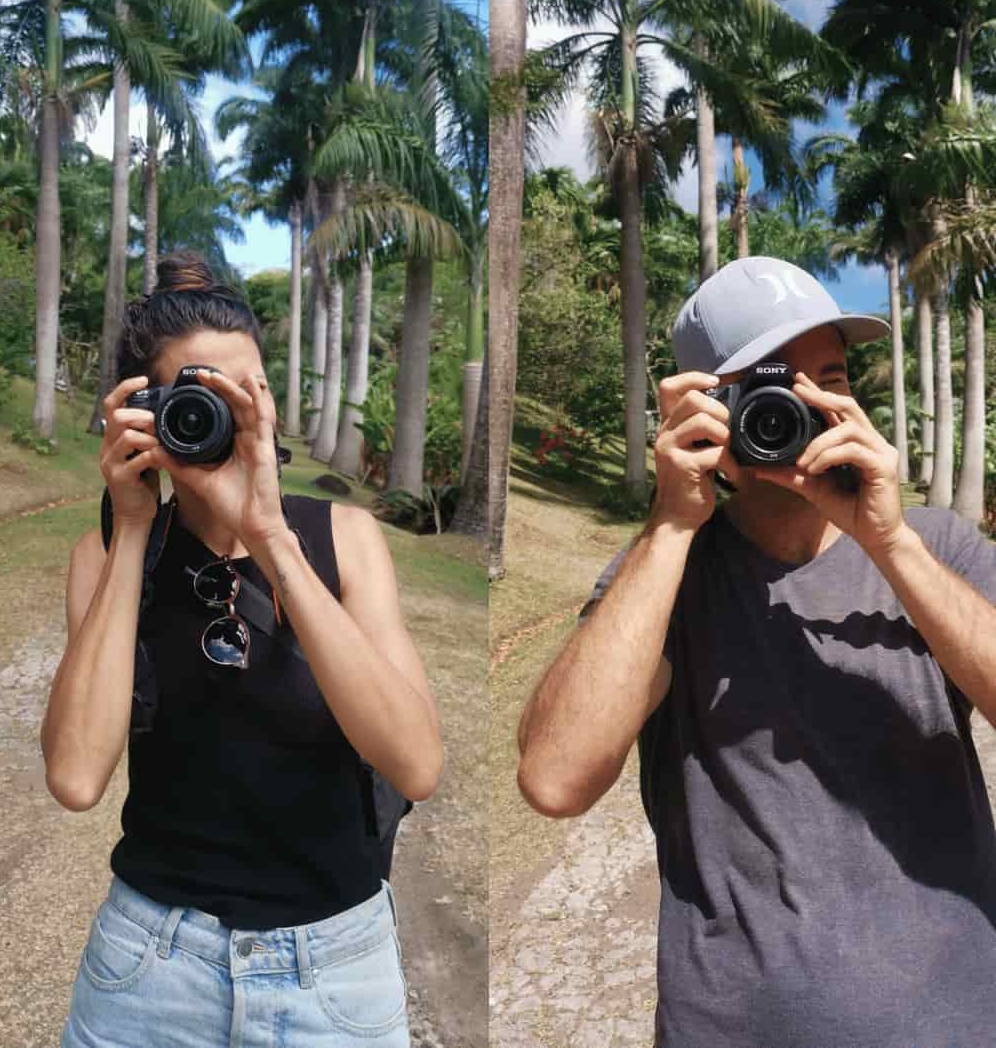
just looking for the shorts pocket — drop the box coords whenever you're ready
[313,929,408,1035]
[81,900,157,992]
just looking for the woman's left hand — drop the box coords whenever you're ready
[751,371,907,556]
[167,370,288,548]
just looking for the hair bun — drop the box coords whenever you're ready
[154,251,216,294]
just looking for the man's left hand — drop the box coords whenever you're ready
[752,371,907,556]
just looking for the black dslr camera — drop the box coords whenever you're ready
[126,364,234,464]
[707,360,858,490]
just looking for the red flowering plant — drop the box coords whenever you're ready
[532,422,594,477]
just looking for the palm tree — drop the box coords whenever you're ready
[216,68,314,436]
[488,0,525,576]
[531,0,693,501]
[34,0,60,438]
[661,0,841,278]
[78,0,244,436]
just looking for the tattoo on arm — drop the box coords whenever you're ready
[274,568,289,597]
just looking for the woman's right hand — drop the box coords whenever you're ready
[99,376,164,528]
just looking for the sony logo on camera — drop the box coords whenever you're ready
[755,365,788,375]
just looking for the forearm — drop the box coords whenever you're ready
[248,527,442,800]
[42,521,150,810]
[518,520,693,817]
[870,523,996,723]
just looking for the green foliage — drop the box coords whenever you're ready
[11,415,56,454]
[0,231,34,376]
[372,484,461,535]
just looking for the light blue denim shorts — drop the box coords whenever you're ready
[59,875,410,1048]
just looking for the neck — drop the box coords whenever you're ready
[722,480,840,564]
[170,482,251,560]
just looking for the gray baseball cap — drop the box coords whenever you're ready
[673,256,890,376]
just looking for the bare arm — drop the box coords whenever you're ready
[41,520,152,811]
[870,525,996,724]
[246,505,443,802]
[516,520,691,817]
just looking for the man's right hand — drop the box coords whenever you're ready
[98,375,164,528]
[651,371,738,532]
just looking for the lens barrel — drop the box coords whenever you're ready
[157,386,234,464]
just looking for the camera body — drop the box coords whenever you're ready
[707,360,858,490]
[126,364,234,464]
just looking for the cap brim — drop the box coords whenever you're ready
[713,314,891,376]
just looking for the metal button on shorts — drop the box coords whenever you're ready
[236,939,254,958]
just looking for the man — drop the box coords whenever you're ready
[517,256,996,1047]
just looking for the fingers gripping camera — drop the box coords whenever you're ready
[126,365,235,464]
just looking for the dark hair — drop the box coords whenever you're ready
[116,251,263,383]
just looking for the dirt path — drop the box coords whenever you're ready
[0,515,487,1048]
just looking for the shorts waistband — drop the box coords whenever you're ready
[105,875,397,986]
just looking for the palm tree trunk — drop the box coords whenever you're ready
[331,253,373,476]
[285,200,303,436]
[143,102,158,294]
[915,292,934,486]
[32,0,62,440]
[461,359,483,482]
[463,240,485,475]
[89,0,131,435]
[886,252,908,483]
[307,249,328,443]
[954,279,985,521]
[451,348,488,538]
[619,144,647,502]
[312,265,343,462]
[732,136,749,259]
[389,256,434,495]
[696,36,718,281]
[928,286,954,508]
[487,0,526,576]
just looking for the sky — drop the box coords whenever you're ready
[79,0,487,279]
[527,0,892,317]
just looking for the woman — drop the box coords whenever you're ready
[43,252,443,1047]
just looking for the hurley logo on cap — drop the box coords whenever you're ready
[756,269,812,304]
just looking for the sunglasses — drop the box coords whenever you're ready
[187,557,251,669]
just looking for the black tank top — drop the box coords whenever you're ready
[109,495,382,930]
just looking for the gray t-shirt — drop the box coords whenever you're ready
[584,506,996,1048]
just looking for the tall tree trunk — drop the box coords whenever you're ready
[461,359,483,482]
[331,254,373,476]
[312,264,343,462]
[389,256,434,495]
[487,0,526,577]
[915,292,934,487]
[619,144,647,502]
[731,136,749,259]
[886,252,908,483]
[928,286,954,508]
[307,250,328,443]
[955,278,986,521]
[32,0,62,440]
[463,241,485,474]
[285,200,303,436]
[143,102,158,294]
[451,348,488,538]
[696,35,718,281]
[89,0,130,435]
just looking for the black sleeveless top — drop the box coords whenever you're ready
[109,495,382,930]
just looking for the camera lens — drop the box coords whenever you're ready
[175,407,211,441]
[735,390,808,464]
[755,410,787,446]
[158,387,234,463]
